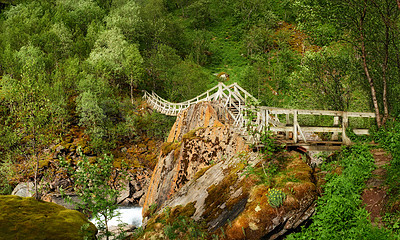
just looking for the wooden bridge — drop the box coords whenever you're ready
[143,82,376,148]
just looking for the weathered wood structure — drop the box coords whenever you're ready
[143,82,376,146]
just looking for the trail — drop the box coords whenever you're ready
[362,148,391,227]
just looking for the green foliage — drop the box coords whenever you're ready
[55,0,105,36]
[0,157,14,195]
[383,212,400,235]
[87,28,131,76]
[291,43,366,111]
[132,226,145,239]
[373,121,400,207]
[163,215,206,240]
[241,157,278,186]
[295,0,400,120]
[267,188,286,208]
[133,111,175,140]
[287,144,396,239]
[105,0,141,42]
[60,151,126,239]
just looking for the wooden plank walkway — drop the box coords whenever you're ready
[143,82,376,146]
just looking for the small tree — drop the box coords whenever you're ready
[60,150,125,240]
[123,44,143,104]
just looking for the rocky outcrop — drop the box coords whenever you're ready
[0,195,97,240]
[117,169,152,206]
[140,102,318,239]
[142,102,248,213]
[33,125,155,208]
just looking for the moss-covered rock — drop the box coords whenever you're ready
[0,195,97,240]
[139,103,318,240]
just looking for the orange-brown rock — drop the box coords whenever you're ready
[143,102,248,214]
[139,102,318,240]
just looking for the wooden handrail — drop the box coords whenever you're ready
[143,82,376,145]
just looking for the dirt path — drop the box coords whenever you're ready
[361,148,391,227]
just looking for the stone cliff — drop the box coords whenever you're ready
[143,102,248,212]
[138,102,318,240]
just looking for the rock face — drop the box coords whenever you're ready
[0,195,97,240]
[116,169,151,206]
[140,102,318,239]
[143,102,248,212]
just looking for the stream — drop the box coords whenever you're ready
[91,206,143,228]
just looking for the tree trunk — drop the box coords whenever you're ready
[105,216,109,240]
[381,18,390,126]
[33,120,39,200]
[130,76,134,105]
[360,2,382,127]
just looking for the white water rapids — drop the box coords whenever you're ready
[91,207,143,228]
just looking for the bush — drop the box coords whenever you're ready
[60,151,126,240]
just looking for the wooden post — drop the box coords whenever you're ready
[286,113,290,125]
[286,113,290,139]
[293,110,298,143]
[332,116,339,141]
[261,109,266,132]
[342,112,351,145]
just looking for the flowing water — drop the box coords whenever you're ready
[91,206,143,228]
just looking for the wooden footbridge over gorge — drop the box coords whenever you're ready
[143,82,376,151]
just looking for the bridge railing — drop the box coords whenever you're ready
[142,82,258,116]
[249,107,376,145]
[142,82,376,145]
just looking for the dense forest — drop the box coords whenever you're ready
[1,0,400,239]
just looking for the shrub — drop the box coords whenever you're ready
[60,150,127,240]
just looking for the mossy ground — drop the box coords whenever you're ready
[0,195,97,240]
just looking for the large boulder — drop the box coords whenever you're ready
[140,102,318,239]
[0,195,97,240]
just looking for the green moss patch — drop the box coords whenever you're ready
[182,128,203,141]
[0,195,97,240]
[161,141,182,156]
